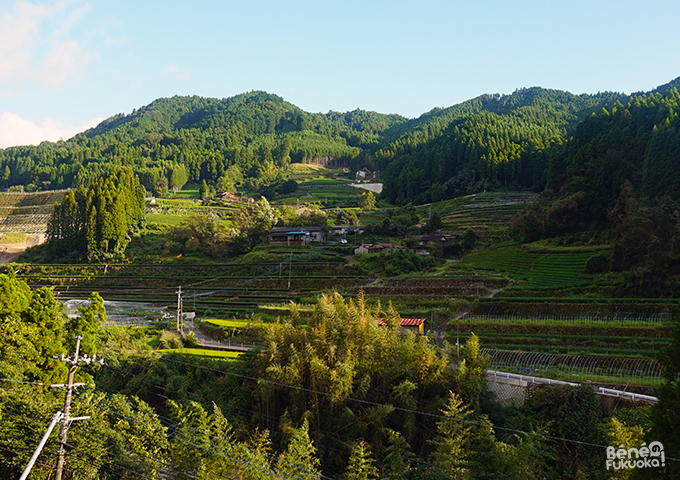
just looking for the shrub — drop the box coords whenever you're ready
[183,330,198,347]
[584,254,609,273]
[357,250,437,277]
[461,229,478,249]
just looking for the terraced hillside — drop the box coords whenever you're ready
[436,192,536,239]
[11,254,372,317]
[457,245,611,290]
[0,190,67,233]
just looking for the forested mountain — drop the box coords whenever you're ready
[376,88,628,204]
[0,92,406,195]
[547,83,680,218]
[507,83,680,294]
[1,79,679,205]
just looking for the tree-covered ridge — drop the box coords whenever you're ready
[547,87,680,220]
[1,79,679,201]
[0,92,407,195]
[377,87,627,204]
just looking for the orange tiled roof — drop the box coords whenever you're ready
[376,318,425,326]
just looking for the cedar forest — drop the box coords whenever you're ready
[0,78,680,479]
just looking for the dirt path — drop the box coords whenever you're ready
[430,286,503,348]
[0,234,45,263]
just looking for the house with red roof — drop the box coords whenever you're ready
[376,317,426,335]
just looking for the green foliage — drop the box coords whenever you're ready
[359,191,376,211]
[183,330,198,347]
[0,273,82,383]
[279,178,298,194]
[523,384,604,475]
[47,167,145,262]
[383,429,415,480]
[342,440,379,480]
[430,391,473,478]
[452,334,488,410]
[276,419,320,480]
[460,228,478,249]
[356,250,437,277]
[65,291,106,355]
[379,87,623,204]
[426,211,443,231]
[254,292,448,471]
[171,213,247,258]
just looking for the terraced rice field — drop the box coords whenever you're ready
[448,298,675,385]
[456,246,610,290]
[12,260,372,316]
[437,192,536,237]
[0,190,68,233]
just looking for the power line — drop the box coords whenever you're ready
[157,356,680,460]
[91,387,335,480]
[76,391,302,480]
[181,243,337,300]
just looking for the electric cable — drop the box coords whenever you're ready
[158,356,680,461]
[91,386,336,480]
[76,390,304,480]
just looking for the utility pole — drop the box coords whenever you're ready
[176,286,183,334]
[54,336,98,480]
[456,323,460,362]
[287,251,293,290]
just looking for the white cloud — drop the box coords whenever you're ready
[0,111,103,148]
[0,2,48,82]
[0,1,93,91]
[39,40,91,90]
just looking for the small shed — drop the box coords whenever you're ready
[376,317,426,335]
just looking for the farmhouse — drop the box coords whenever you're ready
[376,317,426,335]
[266,226,325,246]
[219,192,240,201]
[415,234,453,255]
[331,225,350,236]
[353,243,407,255]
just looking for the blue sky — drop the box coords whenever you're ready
[1,0,679,148]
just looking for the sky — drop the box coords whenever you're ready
[1,0,679,148]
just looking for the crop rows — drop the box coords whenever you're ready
[0,190,67,207]
[457,247,611,289]
[0,214,51,232]
[0,191,67,233]
[469,300,675,319]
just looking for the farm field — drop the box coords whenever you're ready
[163,348,243,358]
[204,318,251,327]
[424,192,537,239]
[9,184,674,389]
[446,288,673,385]
[455,246,611,290]
[0,189,68,233]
